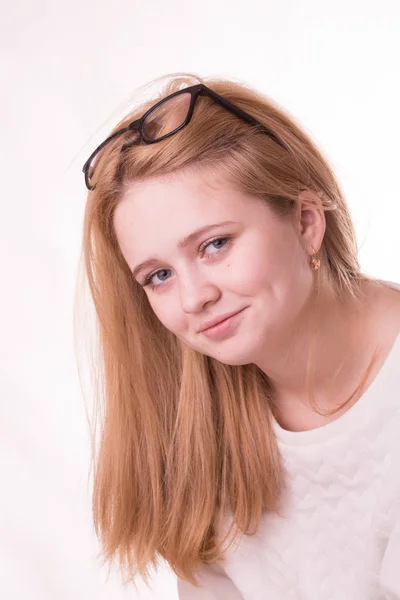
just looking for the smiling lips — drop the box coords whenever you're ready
[197,308,247,338]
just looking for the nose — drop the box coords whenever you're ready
[178,269,221,314]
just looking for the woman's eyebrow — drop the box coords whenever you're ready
[177,220,237,249]
[131,220,237,280]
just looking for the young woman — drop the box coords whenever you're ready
[77,73,400,599]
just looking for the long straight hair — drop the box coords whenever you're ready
[74,73,378,586]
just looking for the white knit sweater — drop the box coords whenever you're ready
[177,280,400,599]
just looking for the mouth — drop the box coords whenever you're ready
[198,308,247,339]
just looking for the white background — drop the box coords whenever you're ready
[1,0,399,598]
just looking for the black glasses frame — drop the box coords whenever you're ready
[82,83,286,190]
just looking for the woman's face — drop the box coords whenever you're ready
[114,167,316,366]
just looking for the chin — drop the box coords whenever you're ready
[186,332,259,365]
[215,356,252,366]
[206,346,256,367]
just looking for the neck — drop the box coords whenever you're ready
[256,280,375,427]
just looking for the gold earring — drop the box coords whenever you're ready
[310,246,321,270]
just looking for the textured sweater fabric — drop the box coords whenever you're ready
[177,280,400,599]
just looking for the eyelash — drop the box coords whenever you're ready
[142,236,232,289]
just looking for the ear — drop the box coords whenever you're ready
[295,189,326,255]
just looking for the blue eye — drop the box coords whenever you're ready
[143,268,172,288]
[201,237,229,255]
[142,236,232,290]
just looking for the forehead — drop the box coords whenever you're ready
[114,167,260,239]
[121,167,250,219]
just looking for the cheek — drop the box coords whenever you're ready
[148,296,187,335]
[224,243,279,294]
[228,235,309,305]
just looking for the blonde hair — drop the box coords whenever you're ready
[74,72,377,587]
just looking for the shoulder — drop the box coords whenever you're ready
[366,279,400,350]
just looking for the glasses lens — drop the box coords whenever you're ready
[86,129,141,189]
[142,92,191,141]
